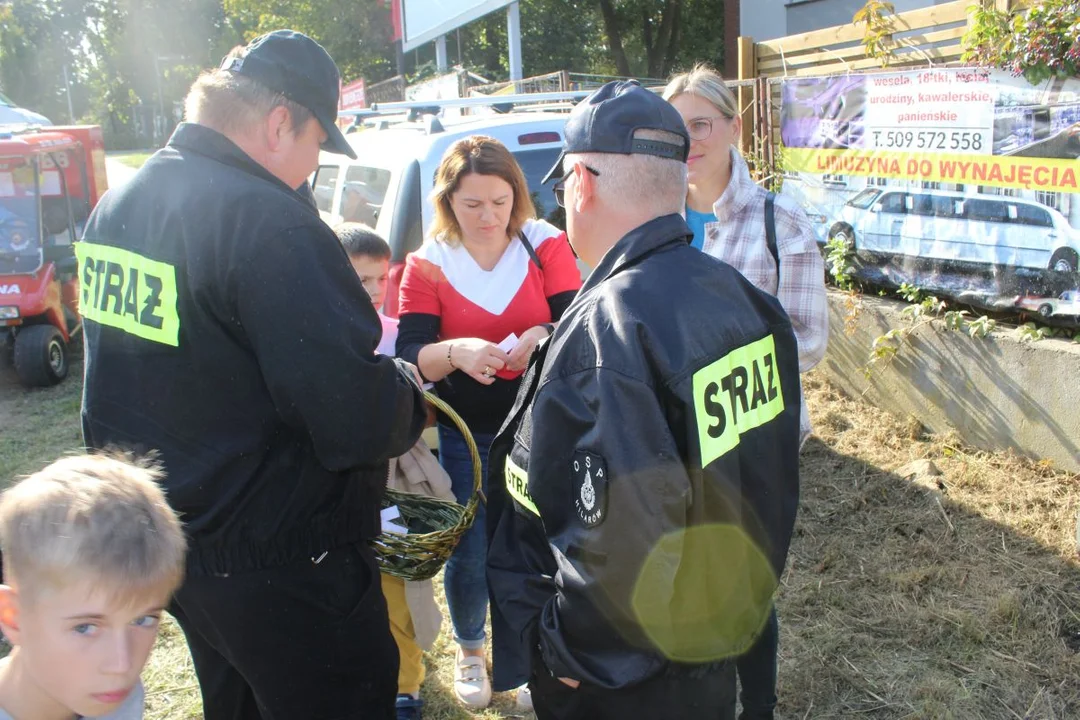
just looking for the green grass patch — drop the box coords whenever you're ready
[0,350,84,484]
[113,152,154,169]
[2,362,1079,718]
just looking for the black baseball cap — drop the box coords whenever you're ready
[221,30,356,159]
[542,80,690,183]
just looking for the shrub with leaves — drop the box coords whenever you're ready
[825,235,858,291]
[867,290,1001,376]
[898,282,923,304]
[854,0,897,67]
[967,315,997,339]
[963,0,1080,85]
[1016,322,1056,343]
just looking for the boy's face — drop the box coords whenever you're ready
[0,579,169,717]
[350,254,390,309]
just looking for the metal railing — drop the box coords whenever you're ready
[469,70,670,98]
[469,71,568,97]
[366,75,407,105]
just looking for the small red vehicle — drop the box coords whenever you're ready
[0,125,107,386]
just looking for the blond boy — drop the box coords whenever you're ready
[0,454,185,720]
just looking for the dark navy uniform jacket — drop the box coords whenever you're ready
[79,123,425,574]
[486,214,802,691]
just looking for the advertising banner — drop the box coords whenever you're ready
[337,77,367,128]
[400,0,515,52]
[780,68,1080,323]
[340,78,367,111]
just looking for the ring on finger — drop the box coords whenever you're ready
[483,365,493,377]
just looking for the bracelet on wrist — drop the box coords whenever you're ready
[446,343,455,369]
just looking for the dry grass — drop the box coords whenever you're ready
[785,372,1080,718]
[2,355,1078,718]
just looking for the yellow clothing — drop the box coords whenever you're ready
[381,572,425,695]
[385,436,454,651]
[382,436,454,696]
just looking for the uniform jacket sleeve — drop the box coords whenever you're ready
[235,225,426,470]
[529,369,690,689]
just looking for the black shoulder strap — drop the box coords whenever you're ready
[765,191,780,271]
[519,230,543,271]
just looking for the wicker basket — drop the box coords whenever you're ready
[373,392,484,581]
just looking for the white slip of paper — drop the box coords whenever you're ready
[381,505,408,535]
[498,333,519,354]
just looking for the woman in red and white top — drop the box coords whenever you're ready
[396,135,581,711]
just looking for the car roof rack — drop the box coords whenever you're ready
[424,114,444,135]
[338,91,595,136]
[368,90,595,114]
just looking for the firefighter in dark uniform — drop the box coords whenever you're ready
[486,81,803,719]
[77,31,426,719]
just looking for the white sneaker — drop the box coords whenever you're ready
[515,684,533,711]
[453,648,492,710]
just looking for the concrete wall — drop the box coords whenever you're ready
[819,290,1080,473]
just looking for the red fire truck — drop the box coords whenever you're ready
[0,125,107,386]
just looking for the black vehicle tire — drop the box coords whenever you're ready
[1038,303,1053,318]
[1,331,13,368]
[13,325,68,387]
[1050,248,1078,274]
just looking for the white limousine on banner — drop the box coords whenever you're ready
[828,187,1080,275]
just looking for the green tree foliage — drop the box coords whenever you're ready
[445,0,609,82]
[1,0,242,148]
[595,0,725,80]
[0,0,725,150]
[424,0,724,85]
[222,0,396,83]
[0,0,90,122]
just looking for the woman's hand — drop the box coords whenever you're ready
[449,338,509,386]
[506,325,551,372]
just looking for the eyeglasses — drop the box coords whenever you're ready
[553,165,600,208]
[686,115,731,142]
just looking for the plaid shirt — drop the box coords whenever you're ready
[701,149,829,437]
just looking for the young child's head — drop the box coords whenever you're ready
[336,222,391,308]
[0,453,185,718]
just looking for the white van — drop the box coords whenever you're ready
[829,188,1080,274]
[313,106,573,316]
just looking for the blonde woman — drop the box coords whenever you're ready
[664,65,829,720]
[396,135,582,710]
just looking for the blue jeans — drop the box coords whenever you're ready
[438,423,495,650]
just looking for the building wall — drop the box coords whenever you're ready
[742,0,943,43]
[789,0,944,37]
[740,0,791,43]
